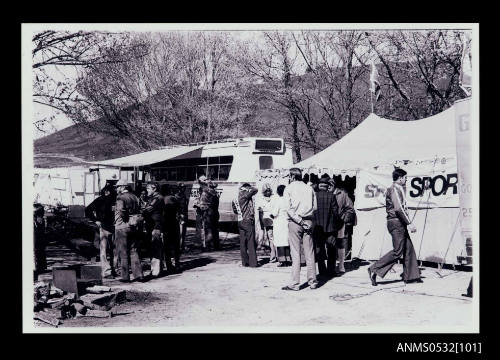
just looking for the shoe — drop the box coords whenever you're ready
[270,258,278,263]
[404,278,423,284]
[277,262,286,267]
[119,279,130,283]
[368,268,377,286]
[281,285,299,291]
[309,283,318,290]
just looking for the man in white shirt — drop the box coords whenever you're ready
[282,168,318,291]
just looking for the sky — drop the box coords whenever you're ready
[29,24,474,140]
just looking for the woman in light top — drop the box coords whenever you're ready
[257,183,277,262]
[270,184,291,267]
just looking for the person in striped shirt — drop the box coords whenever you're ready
[368,168,422,286]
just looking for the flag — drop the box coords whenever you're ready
[370,60,381,101]
[459,32,472,96]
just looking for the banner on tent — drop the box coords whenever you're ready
[356,158,459,210]
[455,98,472,237]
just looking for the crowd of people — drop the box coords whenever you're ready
[233,167,423,290]
[84,179,191,282]
[35,166,423,290]
[232,168,357,290]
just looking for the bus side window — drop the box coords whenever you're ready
[219,165,231,180]
[259,156,274,170]
[208,165,219,180]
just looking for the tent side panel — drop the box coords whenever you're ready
[352,207,465,265]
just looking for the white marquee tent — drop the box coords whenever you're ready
[256,99,472,265]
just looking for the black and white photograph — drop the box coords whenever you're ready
[22,23,479,333]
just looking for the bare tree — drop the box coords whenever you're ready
[70,32,257,154]
[292,30,372,143]
[365,30,467,120]
[32,30,148,133]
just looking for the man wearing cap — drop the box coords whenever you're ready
[114,179,144,282]
[85,185,117,278]
[313,177,342,278]
[194,176,219,250]
[143,182,164,277]
[232,183,259,267]
[282,168,318,290]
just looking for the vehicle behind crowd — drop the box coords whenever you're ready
[135,137,294,223]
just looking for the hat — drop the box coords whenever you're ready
[177,182,185,188]
[240,183,251,190]
[115,179,128,187]
[319,177,330,185]
[198,175,208,183]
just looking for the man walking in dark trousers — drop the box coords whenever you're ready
[368,168,422,286]
[232,183,259,267]
[313,177,341,278]
[114,179,144,283]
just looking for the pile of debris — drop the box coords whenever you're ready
[34,282,127,327]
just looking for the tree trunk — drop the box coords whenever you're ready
[291,115,301,162]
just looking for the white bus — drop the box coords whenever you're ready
[96,137,293,222]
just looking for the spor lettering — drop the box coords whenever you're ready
[409,173,458,198]
[364,184,386,198]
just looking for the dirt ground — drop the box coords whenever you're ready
[35,227,475,331]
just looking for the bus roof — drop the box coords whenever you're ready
[90,137,286,168]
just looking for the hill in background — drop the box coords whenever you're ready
[33,108,311,167]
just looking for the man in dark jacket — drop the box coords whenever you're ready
[175,183,188,252]
[143,182,164,277]
[368,168,421,286]
[163,185,181,273]
[85,185,117,278]
[313,177,341,278]
[195,176,219,250]
[114,179,143,282]
[330,178,356,274]
[232,183,259,267]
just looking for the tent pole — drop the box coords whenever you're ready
[437,211,461,274]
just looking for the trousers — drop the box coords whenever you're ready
[239,219,258,267]
[369,219,420,281]
[265,226,277,260]
[288,220,317,288]
[313,227,336,276]
[99,227,117,276]
[150,228,163,276]
[164,221,181,269]
[115,226,143,281]
[198,208,220,249]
